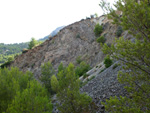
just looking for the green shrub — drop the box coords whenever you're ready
[83,73,89,79]
[96,36,106,44]
[94,24,103,36]
[75,61,91,77]
[99,68,106,73]
[76,34,81,38]
[76,56,82,64]
[116,26,123,37]
[104,56,113,68]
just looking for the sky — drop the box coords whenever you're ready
[0,0,115,44]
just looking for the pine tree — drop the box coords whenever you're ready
[55,63,92,113]
[0,67,52,113]
[6,80,52,113]
[40,62,55,95]
[101,0,150,112]
[51,75,59,92]
[28,38,38,49]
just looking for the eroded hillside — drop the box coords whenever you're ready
[11,16,123,79]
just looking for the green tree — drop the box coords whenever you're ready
[58,62,65,73]
[0,67,52,113]
[75,61,91,77]
[51,75,59,92]
[96,36,106,44]
[55,63,92,113]
[40,62,55,95]
[0,68,20,112]
[101,0,150,112]
[28,38,38,49]
[116,26,123,37]
[94,23,103,37]
[104,55,113,68]
[6,80,52,113]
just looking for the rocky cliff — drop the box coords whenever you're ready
[11,16,131,79]
[11,16,117,79]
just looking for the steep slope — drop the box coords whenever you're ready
[80,62,127,112]
[11,16,127,79]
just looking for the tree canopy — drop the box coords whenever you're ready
[0,67,52,113]
[101,0,150,112]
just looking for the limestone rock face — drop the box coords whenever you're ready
[11,16,128,79]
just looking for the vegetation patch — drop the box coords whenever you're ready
[104,56,113,68]
[75,61,91,77]
[116,26,123,37]
[99,68,106,74]
[76,34,81,38]
[83,73,90,79]
[94,23,103,37]
[96,36,106,44]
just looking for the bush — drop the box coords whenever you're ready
[94,24,103,36]
[116,26,123,37]
[104,56,113,68]
[75,61,91,77]
[96,36,106,44]
[83,73,89,79]
[76,34,81,38]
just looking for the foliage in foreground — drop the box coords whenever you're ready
[52,63,92,113]
[0,67,52,113]
[40,61,55,95]
[101,0,150,112]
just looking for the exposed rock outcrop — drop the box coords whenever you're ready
[11,16,119,79]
